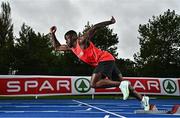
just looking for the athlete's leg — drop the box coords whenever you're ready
[112,63,150,110]
[117,74,142,101]
[90,72,121,88]
[91,61,121,88]
[118,74,150,110]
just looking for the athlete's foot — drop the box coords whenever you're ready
[141,96,150,111]
[119,81,130,100]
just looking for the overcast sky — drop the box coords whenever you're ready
[1,0,180,60]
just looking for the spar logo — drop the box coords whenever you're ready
[75,78,91,93]
[163,79,177,94]
[2,78,72,95]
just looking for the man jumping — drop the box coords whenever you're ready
[49,16,150,111]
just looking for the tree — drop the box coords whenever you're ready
[166,81,174,93]
[134,9,180,77]
[14,24,56,74]
[57,51,93,76]
[78,80,88,92]
[0,2,14,74]
[116,58,137,77]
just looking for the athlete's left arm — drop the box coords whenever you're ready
[85,16,116,40]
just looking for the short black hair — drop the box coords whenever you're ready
[64,30,77,39]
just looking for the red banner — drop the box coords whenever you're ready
[95,77,161,93]
[124,77,161,93]
[0,77,71,95]
[0,76,179,96]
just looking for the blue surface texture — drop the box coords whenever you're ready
[0,99,180,118]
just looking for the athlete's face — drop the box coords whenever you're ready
[65,34,77,48]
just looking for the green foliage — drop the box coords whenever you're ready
[0,2,14,74]
[14,24,56,74]
[116,58,137,77]
[134,9,180,77]
[56,51,93,76]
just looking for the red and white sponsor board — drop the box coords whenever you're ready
[0,75,179,96]
[0,76,72,96]
[95,77,161,94]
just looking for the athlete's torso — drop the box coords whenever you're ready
[71,41,115,66]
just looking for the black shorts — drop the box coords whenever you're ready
[93,61,122,81]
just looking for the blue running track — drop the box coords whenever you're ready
[0,99,179,118]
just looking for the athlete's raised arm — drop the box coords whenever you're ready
[50,26,70,51]
[83,16,116,41]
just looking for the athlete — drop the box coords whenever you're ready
[50,16,150,111]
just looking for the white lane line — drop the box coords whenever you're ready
[3,110,59,113]
[104,115,110,118]
[86,108,92,111]
[78,104,82,106]
[73,100,126,118]
[0,105,82,108]
[1,110,118,114]
[15,106,30,108]
[5,111,25,113]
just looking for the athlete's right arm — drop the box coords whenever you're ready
[50,26,70,51]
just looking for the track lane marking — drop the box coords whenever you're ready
[104,115,110,118]
[73,100,126,118]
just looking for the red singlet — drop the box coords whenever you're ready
[71,41,115,67]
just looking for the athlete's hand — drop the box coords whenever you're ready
[50,26,57,34]
[110,16,116,24]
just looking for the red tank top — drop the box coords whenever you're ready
[71,41,115,66]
